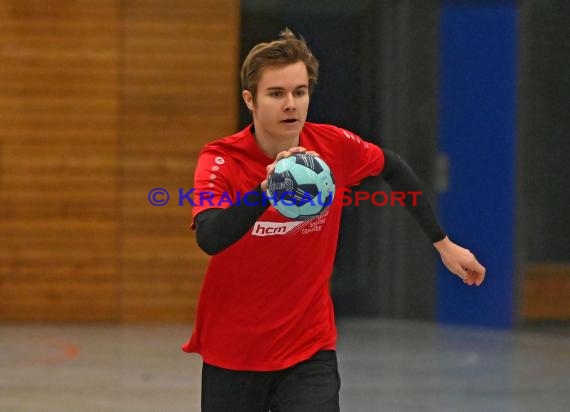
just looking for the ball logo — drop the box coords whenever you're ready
[267,177,294,192]
[214,156,225,165]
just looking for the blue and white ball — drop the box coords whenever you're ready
[267,153,335,220]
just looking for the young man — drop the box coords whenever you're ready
[184,29,486,412]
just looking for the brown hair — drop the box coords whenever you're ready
[241,28,319,103]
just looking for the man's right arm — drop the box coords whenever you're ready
[194,185,269,255]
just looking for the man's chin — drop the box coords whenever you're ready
[278,129,302,141]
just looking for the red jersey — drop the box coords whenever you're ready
[183,122,384,371]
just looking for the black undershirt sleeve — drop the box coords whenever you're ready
[380,149,446,243]
[194,185,270,255]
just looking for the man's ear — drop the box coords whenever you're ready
[242,90,255,111]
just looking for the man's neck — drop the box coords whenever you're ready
[252,126,299,158]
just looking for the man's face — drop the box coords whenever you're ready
[243,61,310,141]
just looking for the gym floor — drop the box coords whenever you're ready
[1,319,569,411]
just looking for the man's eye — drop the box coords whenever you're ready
[294,90,307,97]
[269,91,281,97]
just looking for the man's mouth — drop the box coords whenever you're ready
[281,119,298,124]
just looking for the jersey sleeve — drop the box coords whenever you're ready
[334,126,385,187]
[191,147,234,223]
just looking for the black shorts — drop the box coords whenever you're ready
[201,350,341,412]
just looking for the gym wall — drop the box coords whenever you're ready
[0,0,238,322]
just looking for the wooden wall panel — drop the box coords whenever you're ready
[522,263,570,320]
[0,0,121,321]
[0,0,239,322]
[120,0,239,322]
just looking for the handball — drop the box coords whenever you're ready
[267,153,335,220]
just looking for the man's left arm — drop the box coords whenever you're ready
[380,149,486,286]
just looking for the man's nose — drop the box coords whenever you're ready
[283,93,296,111]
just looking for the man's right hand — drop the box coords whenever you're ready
[261,146,319,192]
